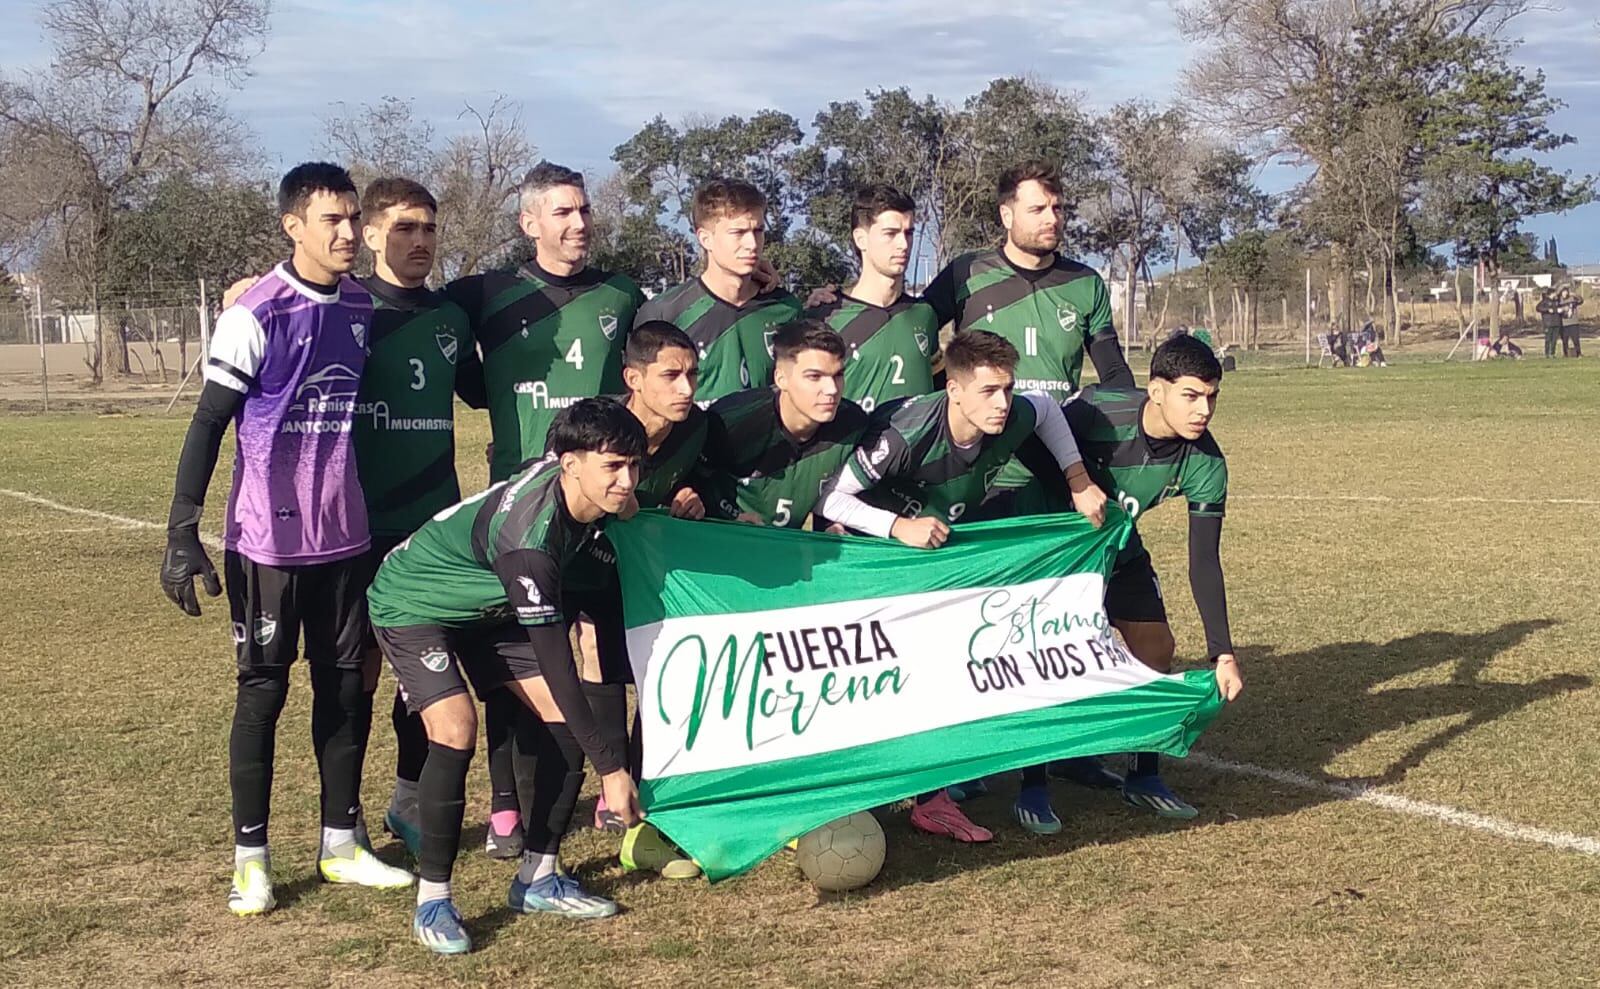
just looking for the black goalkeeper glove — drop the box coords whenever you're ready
[161,524,221,616]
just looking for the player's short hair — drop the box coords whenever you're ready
[519,161,586,214]
[548,397,647,459]
[361,177,437,226]
[849,184,916,260]
[278,162,357,218]
[772,318,846,365]
[945,330,1019,378]
[997,159,1063,206]
[691,178,766,231]
[1150,334,1222,384]
[624,321,697,370]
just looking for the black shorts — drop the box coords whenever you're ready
[225,549,374,678]
[376,622,542,714]
[565,582,632,685]
[1105,536,1167,625]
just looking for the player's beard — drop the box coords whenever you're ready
[1011,229,1059,259]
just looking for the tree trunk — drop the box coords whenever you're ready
[1486,254,1501,340]
[1453,265,1465,333]
[1207,282,1217,334]
[1331,243,1354,334]
[1123,262,1139,352]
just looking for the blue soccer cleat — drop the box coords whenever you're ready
[509,871,619,920]
[1012,785,1063,834]
[413,898,471,955]
[1122,774,1199,820]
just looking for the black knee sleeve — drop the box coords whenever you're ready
[230,672,290,846]
[483,688,520,814]
[417,741,473,883]
[310,665,374,828]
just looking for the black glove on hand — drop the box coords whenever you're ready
[162,524,221,616]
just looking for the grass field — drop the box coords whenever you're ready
[2,357,1598,987]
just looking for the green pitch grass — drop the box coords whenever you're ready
[2,358,1597,987]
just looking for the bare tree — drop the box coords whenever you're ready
[322,95,535,281]
[0,0,269,381]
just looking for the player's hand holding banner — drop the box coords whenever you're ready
[610,509,1225,880]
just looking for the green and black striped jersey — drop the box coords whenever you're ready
[841,391,1057,525]
[566,400,711,593]
[447,261,645,482]
[367,459,594,629]
[805,293,938,412]
[354,277,478,537]
[922,248,1115,401]
[1065,386,1227,521]
[635,278,801,403]
[699,388,869,528]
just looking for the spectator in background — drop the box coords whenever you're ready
[1537,287,1564,358]
[1558,286,1583,358]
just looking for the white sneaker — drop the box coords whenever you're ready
[319,844,415,888]
[228,858,276,916]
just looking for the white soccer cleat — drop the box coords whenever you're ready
[228,859,277,916]
[319,845,416,889]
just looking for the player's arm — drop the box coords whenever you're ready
[1187,511,1240,701]
[452,338,488,409]
[1082,275,1136,390]
[161,307,261,615]
[688,408,744,521]
[492,548,628,775]
[1020,393,1105,527]
[817,428,946,547]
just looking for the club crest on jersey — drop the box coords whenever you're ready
[983,465,1003,490]
[420,648,450,674]
[253,615,278,646]
[598,313,619,341]
[436,332,458,365]
[350,321,367,348]
[1056,305,1078,333]
[763,329,777,357]
[915,332,930,355]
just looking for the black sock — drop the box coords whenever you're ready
[1021,764,1048,789]
[310,665,373,828]
[1129,752,1160,778]
[582,681,629,779]
[525,720,585,855]
[391,689,427,785]
[915,791,938,805]
[627,705,643,783]
[417,740,473,883]
[229,673,289,847]
[483,688,520,816]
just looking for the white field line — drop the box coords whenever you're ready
[1189,754,1600,857]
[6,488,1599,858]
[1233,493,1600,507]
[0,488,224,549]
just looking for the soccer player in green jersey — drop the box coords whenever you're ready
[921,160,1134,401]
[564,323,707,866]
[367,400,647,955]
[444,161,647,856]
[698,319,868,529]
[349,177,488,860]
[1056,334,1243,820]
[805,184,938,412]
[635,179,802,402]
[446,161,647,483]
[817,330,1107,840]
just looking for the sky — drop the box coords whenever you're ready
[2,0,1597,262]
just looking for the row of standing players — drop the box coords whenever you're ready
[159,160,1242,956]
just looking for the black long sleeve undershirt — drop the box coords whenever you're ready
[1088,332,1137,391]
[1187,513,1233,658]
[167,381,243,529]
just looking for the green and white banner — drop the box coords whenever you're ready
[610,509,1223,881]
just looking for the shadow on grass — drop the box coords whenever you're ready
[849,617,1588,896]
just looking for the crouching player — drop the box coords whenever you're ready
[1055,333,1244,819]
[366,399,646,954]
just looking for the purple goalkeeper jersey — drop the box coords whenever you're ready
[203,263,373,566]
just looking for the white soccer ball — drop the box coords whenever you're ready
[795,811,886,892]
